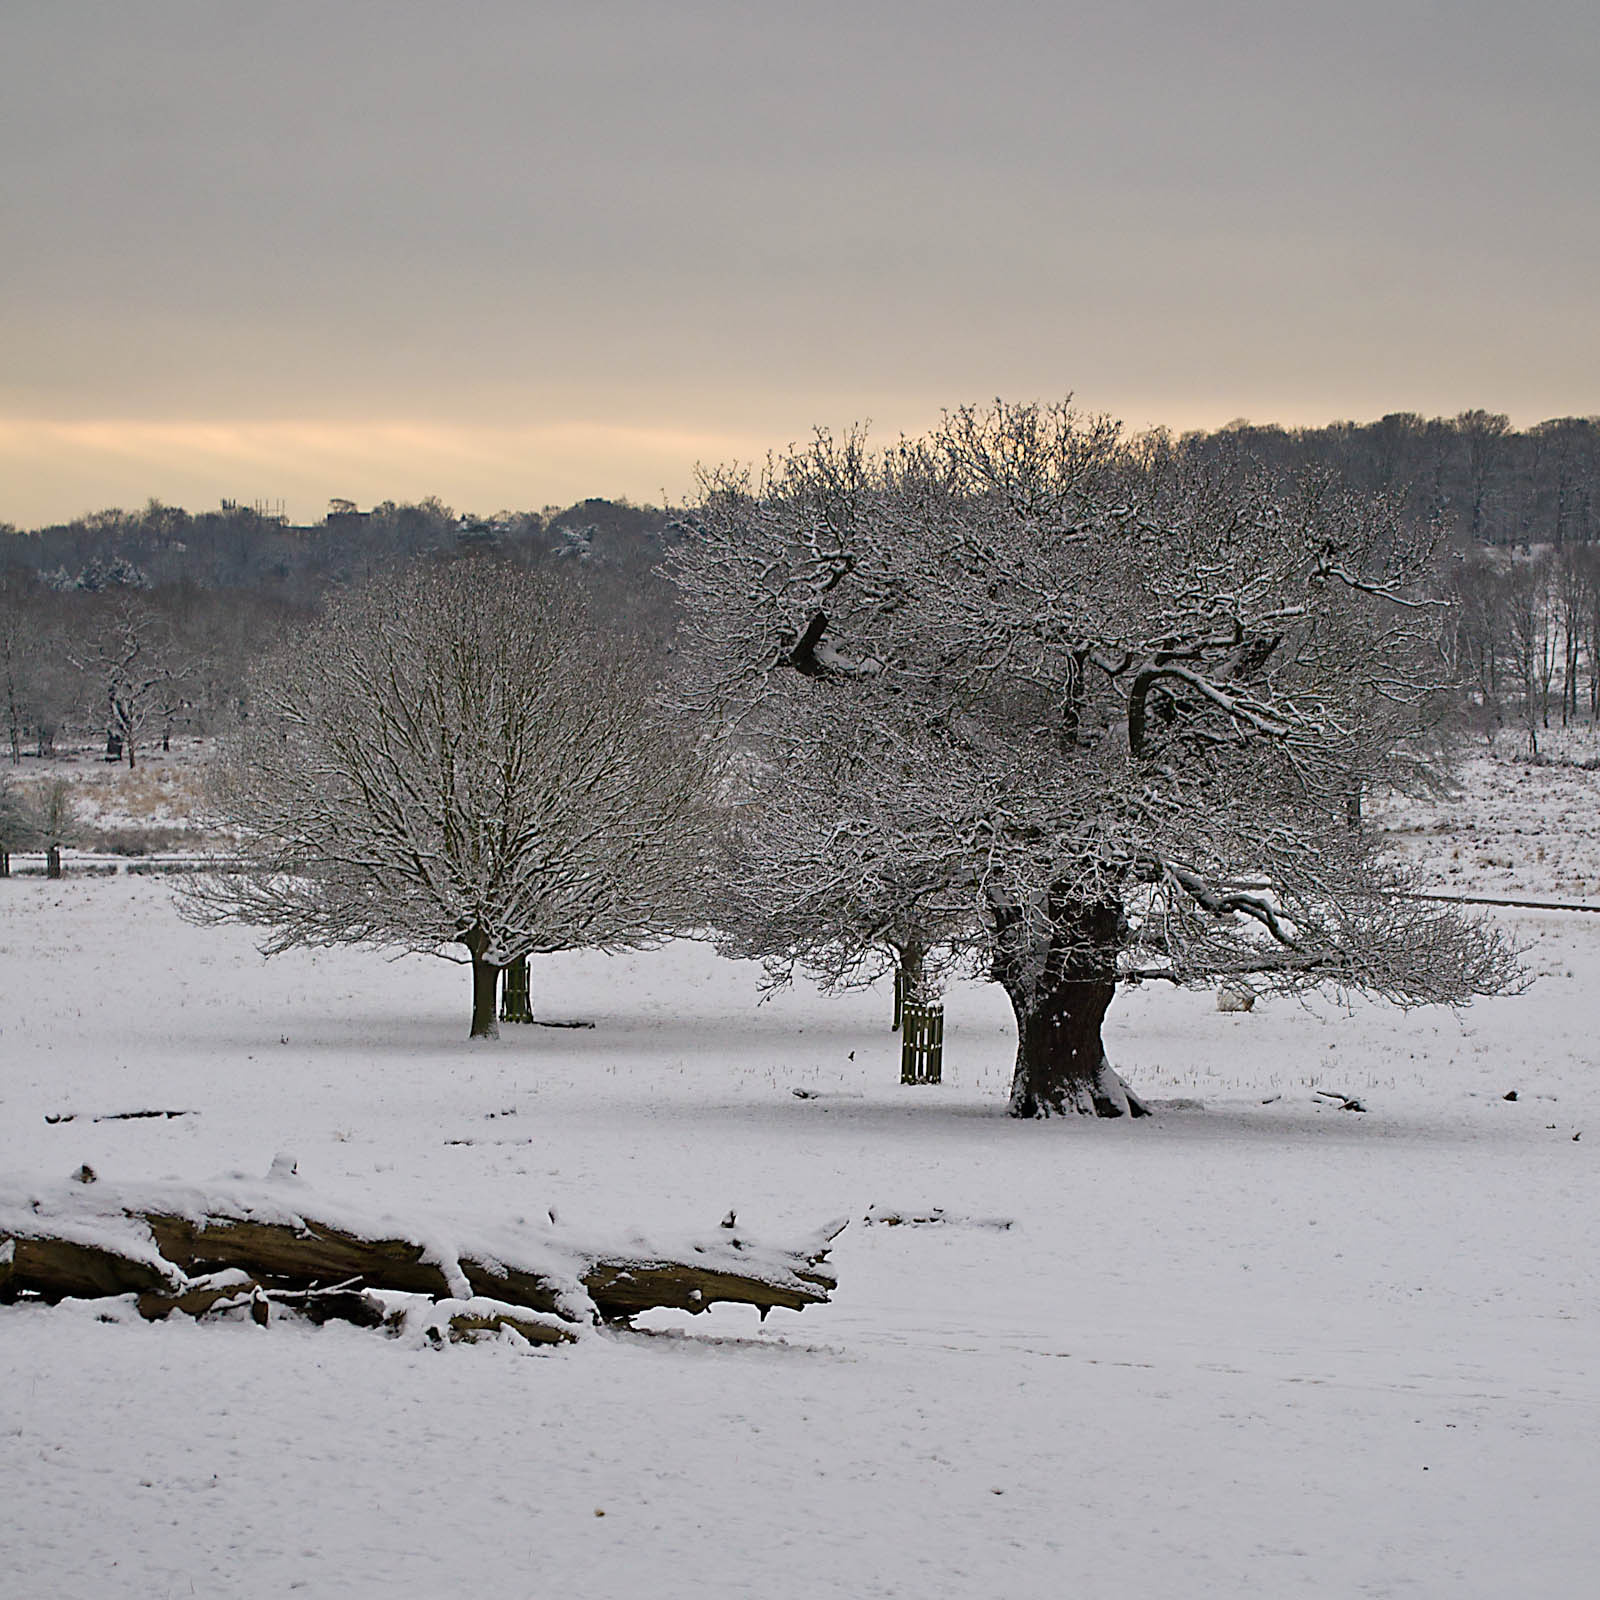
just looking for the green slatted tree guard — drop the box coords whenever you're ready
[900,1000,944,1085]
[500,957,534,1024]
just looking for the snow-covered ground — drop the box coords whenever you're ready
[3,757,1598,1598]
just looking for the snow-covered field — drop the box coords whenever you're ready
[3,755,1598,1598]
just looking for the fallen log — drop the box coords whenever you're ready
[141,1212,473,1302]
[0,1233,176,1301]
[0,1167,845,1349]
[584,1255,832,1321]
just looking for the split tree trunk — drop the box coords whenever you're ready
[993,893,1148,1119]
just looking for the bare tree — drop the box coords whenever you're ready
[191,560,714,1037]
[29,779,82,879]
[1446,548,1508,740]
[0,570,64,763]
[1552,544,1593,726]
[68,597,196,768]
[1501,554,1552,756]
[0,776,80,878]
[671,401,1519,1118]
[0,771,29,876]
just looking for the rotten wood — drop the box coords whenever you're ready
[0,1234,174,1301]
[142,1212,466,1301]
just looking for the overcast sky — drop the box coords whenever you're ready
[2,0,1596,525]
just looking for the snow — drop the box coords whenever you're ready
[3,755,1599,1597]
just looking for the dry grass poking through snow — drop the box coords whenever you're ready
[1373,743,1600,902]
[7,736,215,854]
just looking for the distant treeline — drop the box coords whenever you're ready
[1180,411,1600,547]
[0,494,675,600]
[5,412,1598,593]
[4,411,1600,763]
[0,496,679,765]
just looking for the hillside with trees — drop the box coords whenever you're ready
[3,410,1599,767]
[0,496,677,764]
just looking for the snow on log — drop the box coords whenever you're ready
[0,1171,846,1345]
[584,1221,844,1321]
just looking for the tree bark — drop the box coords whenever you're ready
[889,940,926,1031]
[993,893,1148,1119]
[469,952,501,1039]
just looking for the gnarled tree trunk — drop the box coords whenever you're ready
[992,892,1148,1119]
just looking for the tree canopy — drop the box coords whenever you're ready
[193,560,712,1036]
[670,400,1520,1116]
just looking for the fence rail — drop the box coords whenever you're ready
[1404,890,1600,914]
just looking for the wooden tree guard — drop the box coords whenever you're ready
[900,1000,944,1085]
[500,957,534,1024]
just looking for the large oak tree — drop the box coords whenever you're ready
[670,401,1518,1116]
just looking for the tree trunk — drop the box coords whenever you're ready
[469,952,501,1039]
[45,845,61,879]
[993,893,1148,1119]
[889,940,926,1031]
